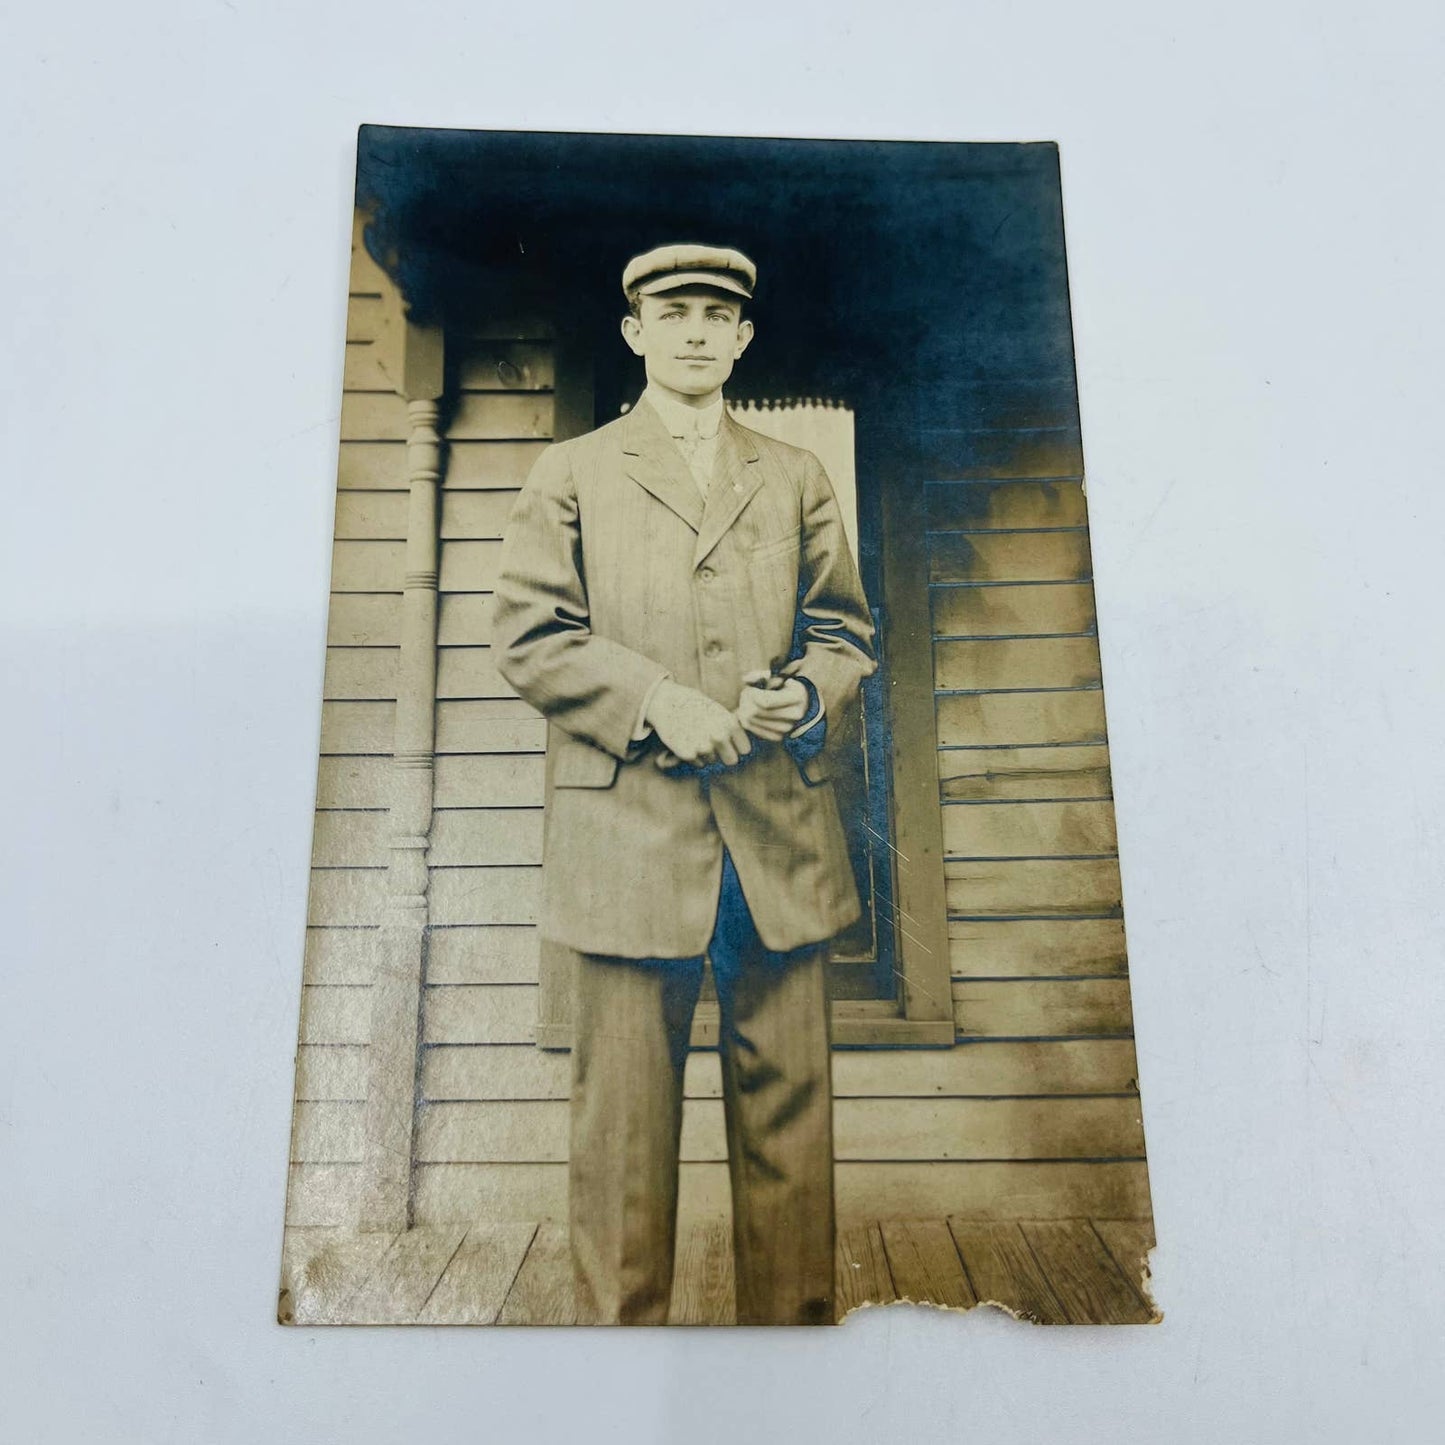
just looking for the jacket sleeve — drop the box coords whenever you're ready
[491,443,670,759]
[780,451,877,721]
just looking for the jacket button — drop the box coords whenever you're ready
[705,641,721,658]
[698,566,715,582]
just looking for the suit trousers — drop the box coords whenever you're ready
[568,851,836,1326]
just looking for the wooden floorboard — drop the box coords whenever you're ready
[281,1215,1158,1326]
[346,1227,468,1324]
[417,1222,538,1326]
[1020,1220,1156,1324]
[836,1222,897,1319]
[947,1219,1070,1324]
[279,1227,398,1325]
[879,1220,977,1310]
[496,1222,577,1325]
[1091,1218,1160,1318]
[670,1218,737,1326]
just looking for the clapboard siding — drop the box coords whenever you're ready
[288,216,401,1244]
[932,581,1096,638]
[926,478,1087,531]
[942,800,1117,858]
[934,636,1101,691]
[428,810,544,866]
[948,918,1128,977]
[936,689,1107,747]
[407,1095,1144,1165]
[930,530,1091,585]
[410,1160,1151,1227]
[945,857,1123,917]
[952,979,1135,1038]
[427,926,541,984]
[340,391,555,442]
[438,540,504,593]
[937,745,1111,800]
[294,1045,369,1100]
[422,1037,1141,1102]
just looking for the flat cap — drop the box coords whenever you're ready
[622,243,756,301]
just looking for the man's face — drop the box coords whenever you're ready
[621,286,754,400]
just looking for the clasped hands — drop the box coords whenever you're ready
[646,672,809,772]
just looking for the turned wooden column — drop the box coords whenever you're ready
[358,319,445,1231]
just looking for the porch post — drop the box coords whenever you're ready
[358,318,445,1231]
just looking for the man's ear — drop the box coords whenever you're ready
[620,314,645,356]
[734,317,755,358]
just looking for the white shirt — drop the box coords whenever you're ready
[642,384,725,496]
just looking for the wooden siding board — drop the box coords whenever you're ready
[930,531,1091,585]
[445,440,550,489]
[420,1037,1140,1101]
[437,594,496,647]
[953,979,1136,1038]
[306,869,388,926]
[408,1160,1152,1226]
[294,1045,368,1100]
[412,1096,1145,1165]
[934,636,1101,692]
[936,689,1107,747]
[319,701,395,755]
[948,917,1128,977]
[438,540,503,593]
[330,540,404,593]
[440,490,519,540]
[426,926,541,984]
[457,344,556,392]
[428,752,545,801]
[932,581,1096,638]
[428,809,544,867]
[327,594,401,647]
[298,984,372,1045]
[942,800,1118,859]
[433,704,546,759]
[938,745,1111,801]
[284,1164,361,1228]
[337,441,405,490]
[945,857,1123,917]
[926,479,1087,531]
[310,812,387,868]
[436,646,513,700]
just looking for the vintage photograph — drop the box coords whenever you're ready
[279,126,1157,1326]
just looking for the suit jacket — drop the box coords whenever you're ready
[491,399,877,959]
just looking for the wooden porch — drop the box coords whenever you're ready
[279,1217,1158,1326]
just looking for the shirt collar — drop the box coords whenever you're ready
[642,384,725,441]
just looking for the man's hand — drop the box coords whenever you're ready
[736,671,810,741]
[645,680,754,770]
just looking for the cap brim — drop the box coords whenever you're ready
[634,271,753,299]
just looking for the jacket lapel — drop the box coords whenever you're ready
[622,401,705,534]
[693,414,763,567]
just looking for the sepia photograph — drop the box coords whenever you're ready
[279,126,1156,1327]
[11,2,1445,1439]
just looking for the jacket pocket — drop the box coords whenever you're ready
[551,734,621,789]
[751,530,802,564]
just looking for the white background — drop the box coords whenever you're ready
[3,3,1442,1441]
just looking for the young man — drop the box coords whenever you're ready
[492,244,876,1325]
